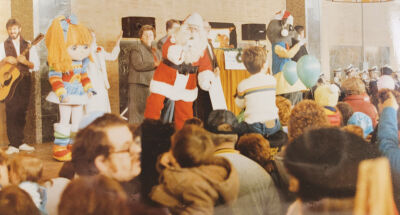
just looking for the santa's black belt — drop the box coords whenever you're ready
[163,59,198,75]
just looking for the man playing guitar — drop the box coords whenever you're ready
[0,19,39,154]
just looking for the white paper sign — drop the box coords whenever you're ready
[224,50,246,70]
[209,76,227,110]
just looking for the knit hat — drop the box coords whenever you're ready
[377,75,395,91]
[347,112,373,138]
[314,84,340,107]
[184,13,204,28]
[206,110,239,134]
[284,127,380,201]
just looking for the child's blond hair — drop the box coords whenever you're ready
[46,15,92,72]
[8,154,44,185]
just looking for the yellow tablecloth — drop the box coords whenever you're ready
[214,49,249,116]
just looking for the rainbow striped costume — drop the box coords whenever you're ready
[46,58,94,161]
[47,58,94,104]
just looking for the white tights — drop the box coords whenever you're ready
[59,104,83,132]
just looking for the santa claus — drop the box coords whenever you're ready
[144,13,216,129]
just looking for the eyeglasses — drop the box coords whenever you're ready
[110,140,141,155]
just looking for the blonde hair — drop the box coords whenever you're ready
[341,77,366,95]
[8,154,43,185]
[342,125,364,139]
[46,16,92,72]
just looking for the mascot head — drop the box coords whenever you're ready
[266,10,294,45]
[175,12,208,64]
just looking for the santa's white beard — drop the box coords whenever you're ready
[175,26,208,64]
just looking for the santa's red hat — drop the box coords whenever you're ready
[274,10,293,25]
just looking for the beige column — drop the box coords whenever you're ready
[0,0,12,146]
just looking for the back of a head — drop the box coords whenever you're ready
[314,84,340,107]
[288,100,329,140]
[72,114,127,176]
[341,77,366,96]
[58,175,129,215]
[172,125,215,168]
[0,185,40,215]
[184,117,204,127]
[206,110,239,135]
[9,154,43,184]
[266,130,289,149]
[241,46,267,74]
[237,133,272,167]
[342,125,364,139]
[336,102,354,125]
[139,119,174,204]
[284,127,380,202]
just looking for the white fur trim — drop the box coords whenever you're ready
[184,13,204,28]
[198,70,215,91]
[167,44,184,65]
[150,78,198,102]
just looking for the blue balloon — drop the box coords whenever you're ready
[282,60,298,85]
[297,55,321,88]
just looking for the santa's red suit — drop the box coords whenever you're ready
[144,36,214,129]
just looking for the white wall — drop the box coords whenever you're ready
[320,1,400,78]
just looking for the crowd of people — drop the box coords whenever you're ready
[1,10,400,215]
[0,40,399,215]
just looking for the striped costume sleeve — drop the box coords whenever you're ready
[81,72,93,92]
[48,67,66,99]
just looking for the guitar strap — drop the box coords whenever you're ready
[4,37,30,74]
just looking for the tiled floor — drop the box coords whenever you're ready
[4,143,64,180]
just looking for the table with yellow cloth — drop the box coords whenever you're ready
[214,48,249,116]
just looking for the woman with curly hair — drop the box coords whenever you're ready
[288,100,330,141]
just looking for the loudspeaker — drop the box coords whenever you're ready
[121,17,156,38]
[242,24,267,41]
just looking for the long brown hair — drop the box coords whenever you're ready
[58,175,129,215]
[0,185,40,215]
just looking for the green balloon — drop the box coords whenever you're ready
[297,55,321,88]
[282,60,298,85]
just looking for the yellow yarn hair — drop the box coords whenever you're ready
[45,15,93,72]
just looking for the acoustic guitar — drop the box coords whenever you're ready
[0,34,44,103]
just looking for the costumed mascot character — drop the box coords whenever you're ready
[266,10,307,95]
[144,13,216,129]
[45,15,96,161]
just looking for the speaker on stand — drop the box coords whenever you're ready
[121,16,156,38]
[241,23,267,46]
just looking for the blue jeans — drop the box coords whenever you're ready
[247,119,281,137]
